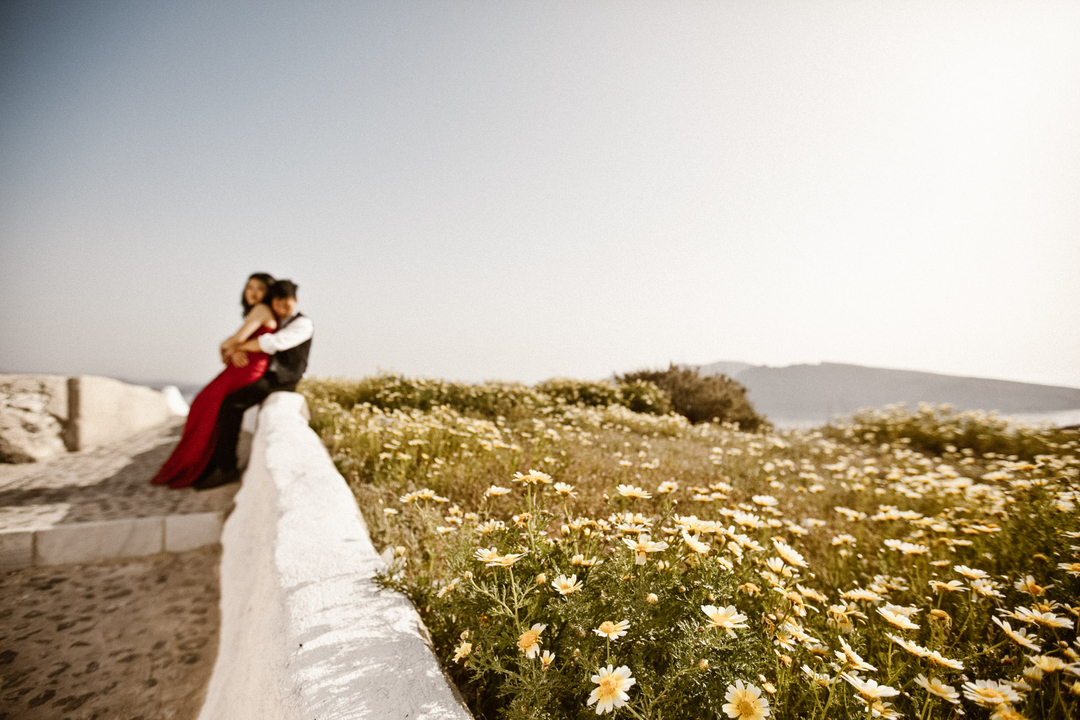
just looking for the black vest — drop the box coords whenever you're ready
[268,312,313,386]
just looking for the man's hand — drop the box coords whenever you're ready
[231,350,250,368]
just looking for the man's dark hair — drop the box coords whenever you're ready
[242,272,276,315]
[268,279,298,300]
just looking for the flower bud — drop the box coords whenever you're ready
[698,659,709,671]
[646,593,658,605]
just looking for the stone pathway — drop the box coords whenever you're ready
[0,419,231,719]
[0,418,236,531]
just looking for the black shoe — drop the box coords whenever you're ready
[192,467,241,490]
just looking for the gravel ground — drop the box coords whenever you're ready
[0,547,220,720]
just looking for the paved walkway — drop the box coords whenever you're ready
[0,420,231,720]
[0,418,235,531]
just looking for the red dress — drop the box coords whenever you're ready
[151,325,274,489]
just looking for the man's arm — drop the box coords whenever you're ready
[233,338,263,353]
[229,316,313,361]
[254,316,314,355]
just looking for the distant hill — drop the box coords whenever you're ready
[694,361,1080,426]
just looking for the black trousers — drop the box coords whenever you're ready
[202,377,298,477]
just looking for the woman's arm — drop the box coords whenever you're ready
[220,304,274,357]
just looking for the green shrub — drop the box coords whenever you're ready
[618,364,766,430]
[535,378,672,416]
[299,374,542,419]
[616,379,672,415]
[301,374,672,420]
[536,378,621,408]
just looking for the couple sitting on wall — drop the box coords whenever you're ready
[152,273,313,490]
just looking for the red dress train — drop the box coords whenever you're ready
[151,325,274,489]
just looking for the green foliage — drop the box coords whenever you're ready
[299,373,671,421]
[381,490,774,720]
[535,378,621,408]
[826,402,1079,461]
[535,378,671,416]
[618,364,766,431]
[616,380,672,415]
[299,374,541,419]
[301,377,1080,720]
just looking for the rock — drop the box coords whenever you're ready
[0,407,68,462]
[0,375,71,463]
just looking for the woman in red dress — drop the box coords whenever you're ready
[151,273,279,489]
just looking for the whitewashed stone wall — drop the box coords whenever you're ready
[199,392,471,720]
[67,375,177,450]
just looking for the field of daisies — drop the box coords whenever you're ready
[300,374,1080,720]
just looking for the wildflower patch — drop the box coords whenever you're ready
[303,377,1080,720]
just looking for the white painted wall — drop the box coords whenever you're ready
[199,391,472,720]
[68,375,178,450]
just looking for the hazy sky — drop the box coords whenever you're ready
[2,1,1078,389]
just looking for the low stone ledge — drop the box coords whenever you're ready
[36,516,164,565]
[166,511,224,552]
[0,511,225,570]
[0,530,33,571]
[199,391,471,720]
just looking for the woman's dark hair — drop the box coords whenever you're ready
[241,273,276,316]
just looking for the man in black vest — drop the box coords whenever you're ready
[193,279,314,490]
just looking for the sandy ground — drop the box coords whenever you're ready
[0,418,230,720]
[0,547,220,720]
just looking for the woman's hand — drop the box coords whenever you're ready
[221,337,242,362]
[220,305,274,366]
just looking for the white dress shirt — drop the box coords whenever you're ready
[257,313,314,355]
